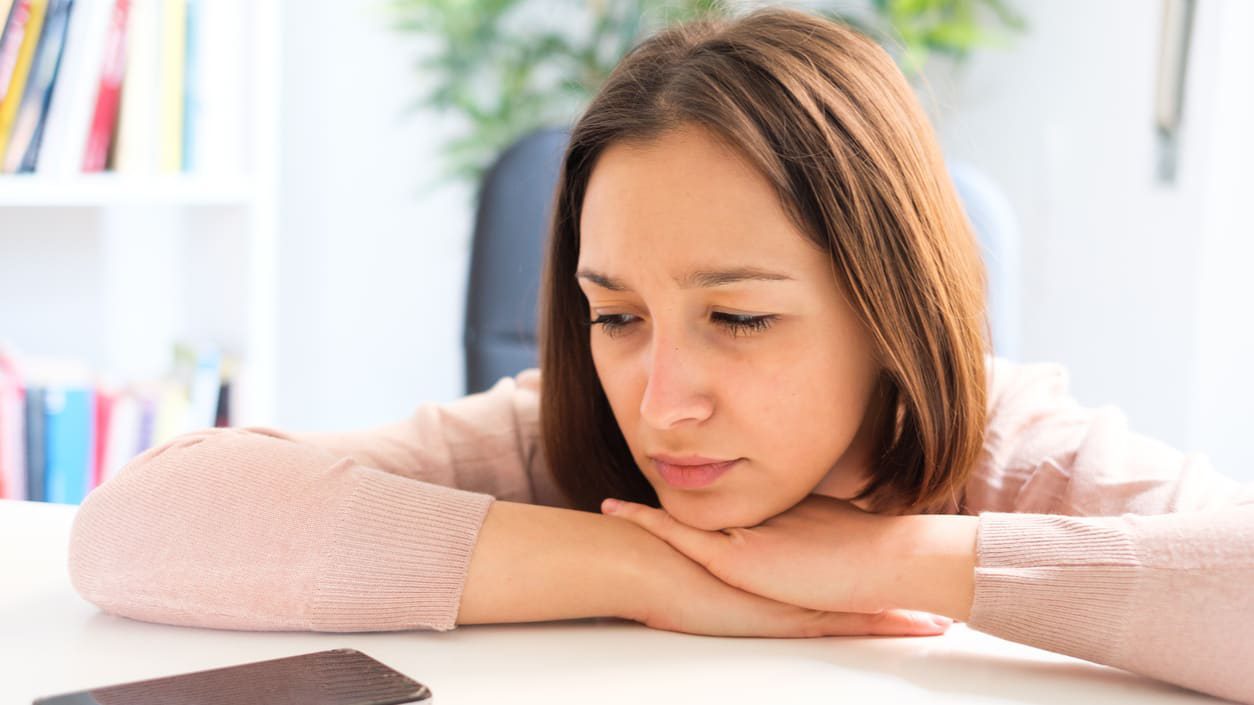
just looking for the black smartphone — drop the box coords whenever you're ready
[32,648,433,705]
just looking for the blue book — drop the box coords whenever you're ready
[181,0,198,172]
[24,385,46,502]
[43,383,94,505]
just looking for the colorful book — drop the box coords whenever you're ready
[81,0,128,172]
[100,385,143,485]
[111,0,158,173]
[189,0,240,175]
[43,381,94,505]
[156,0,182,171]
[35,0,116,173]
[0,2,16,47]
[3,0,73,173]
[0,1,31,103]
[186,344,220,430]
[180,0,196,171]
[91,380,113,488]
[23,384,44,502]
[0,349,26,500]
[0,0,47,164]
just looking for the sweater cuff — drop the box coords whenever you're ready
[308,468,496,632]
[967,512,1142,664]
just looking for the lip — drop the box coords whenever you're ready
[650,455,741,489]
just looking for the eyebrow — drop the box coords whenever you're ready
[575,266,796,291]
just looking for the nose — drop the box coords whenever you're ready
[638,331,714,430]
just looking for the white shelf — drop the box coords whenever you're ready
[0,174,255,207]
[0,0,280,427]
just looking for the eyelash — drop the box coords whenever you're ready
[587,312,778,339]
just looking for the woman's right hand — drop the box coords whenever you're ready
[618,519,952,639]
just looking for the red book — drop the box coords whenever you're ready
[82,0,128,172]
[92,384,114,489]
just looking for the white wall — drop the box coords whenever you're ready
[277,1,474,431]
[925,0,1253,479]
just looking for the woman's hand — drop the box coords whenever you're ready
[619,516,953,638]
[604,493,978,620]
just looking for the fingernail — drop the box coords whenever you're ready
[602,498,622,513]
[930,615,953,629]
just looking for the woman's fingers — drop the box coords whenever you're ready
[602,498,726,570]
[824,608,953,637]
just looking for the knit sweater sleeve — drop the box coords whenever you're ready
[962,358,1254,704]
[67,369,561,633]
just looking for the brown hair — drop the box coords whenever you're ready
[538,7,989,516]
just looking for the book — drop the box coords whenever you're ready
[27,357,95,505]
[0,0,47,163]
[44,382,94,504]
[111,0,158,172]
[91,379,113,488]
[3,0,73,173]
[35,0,116,174]
[100,384,143,485]
[0,342,236,502]
[23,384,44,502]
[188,0,241,175]
[81,0,128,172]
[0,2,15,50]
[180,0,196,171]
[0,348,26,500]
[156,0,182,171]
[0,1,33,103]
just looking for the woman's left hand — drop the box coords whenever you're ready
[601,493,978,619]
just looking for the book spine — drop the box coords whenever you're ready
[43,384,94,505]
[156,0,182,171]
[81,0,127,172]
[6,0,73,173]
[23,385,45,502]
[0,0,35,112]
[0,0,47,164]
[34,0,112,174]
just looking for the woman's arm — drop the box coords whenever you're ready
[281,369,568,508]
[968,505,1254,704]
[952,358,1254,704]
[69,372,943,638]
[464,500,953,637]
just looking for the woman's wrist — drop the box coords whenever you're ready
[458,501,656,625]
[881,514,979,621]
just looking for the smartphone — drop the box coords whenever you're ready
[32,648,432,705]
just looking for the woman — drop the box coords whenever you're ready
[69,8,1253,703]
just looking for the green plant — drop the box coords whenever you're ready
[389,0,1024,187]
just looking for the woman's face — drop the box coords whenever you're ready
[576,125,884,530]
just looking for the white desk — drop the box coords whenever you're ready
[1,498,1229,704]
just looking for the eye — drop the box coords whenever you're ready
[588,313,638,339]
[586,312,778,339]
[712,312,778,337]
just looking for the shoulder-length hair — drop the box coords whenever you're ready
[538,7,989,516]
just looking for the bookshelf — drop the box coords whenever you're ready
[0,0,280,504]
[0,173,255,206]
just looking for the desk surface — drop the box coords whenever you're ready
[1,498,1228,704]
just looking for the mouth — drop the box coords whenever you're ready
[650,456,741,489]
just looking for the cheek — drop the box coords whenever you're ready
[752,373,846,458]
[746,356,867,479]
[589,340,642,431]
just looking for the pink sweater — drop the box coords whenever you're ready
[67,357,1254,703]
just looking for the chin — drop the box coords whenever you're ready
[659,493,777,531]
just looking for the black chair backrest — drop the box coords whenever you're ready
[463,127,570,394]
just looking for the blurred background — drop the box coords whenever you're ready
[1,0,1250,505]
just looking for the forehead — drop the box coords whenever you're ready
[577,127,822,274]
